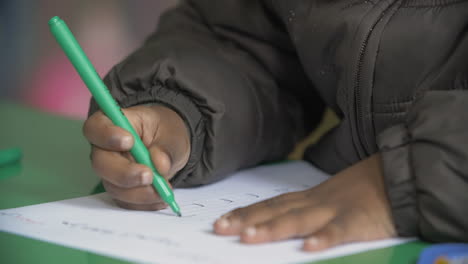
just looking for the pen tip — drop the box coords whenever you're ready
[176,212,182,217]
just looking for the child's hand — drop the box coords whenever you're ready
[213,154,396,251]
[83,105,190,210]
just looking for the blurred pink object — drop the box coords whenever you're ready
[19,0,177,119]
[23,4,133,119]
[23,54,91,119]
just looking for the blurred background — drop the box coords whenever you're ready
[0,0,338,158]
[0,0,178,119]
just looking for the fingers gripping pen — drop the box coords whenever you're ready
[48,16,182,217]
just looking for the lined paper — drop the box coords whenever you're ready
[0,161,410,264]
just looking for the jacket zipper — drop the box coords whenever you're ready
[354,32,372,157]
[352,0,401,158]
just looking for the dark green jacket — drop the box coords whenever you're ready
[91,0,468,242]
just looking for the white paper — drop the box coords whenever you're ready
[0,161,410,264]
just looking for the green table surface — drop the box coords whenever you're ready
[0,101,429,264]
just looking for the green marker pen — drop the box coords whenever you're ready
[48,16,182,217]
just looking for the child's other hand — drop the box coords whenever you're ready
[213,154,396,251]
[83,105,190,210]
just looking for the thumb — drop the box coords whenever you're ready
[149,145,174,181]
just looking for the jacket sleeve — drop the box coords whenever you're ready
[89,0,325,187]
[377,27,468,242]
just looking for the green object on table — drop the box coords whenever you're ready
[48,16,181,217]
[0,101,430,263]
[0,147,22,167]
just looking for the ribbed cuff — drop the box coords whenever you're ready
[89,83,205,187]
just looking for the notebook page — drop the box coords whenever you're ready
[0,161,410,264]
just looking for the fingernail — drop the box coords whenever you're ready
[121,136,133,149]
[217,218,230,229]
[305,237,319,247]
[141,171,153,185]
[221,212,232,219]
[244,227,256,237]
